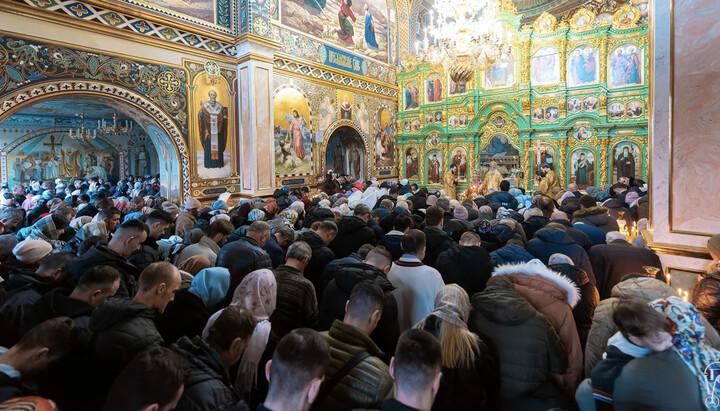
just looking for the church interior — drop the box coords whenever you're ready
[2,0,720,406]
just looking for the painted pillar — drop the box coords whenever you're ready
[235,34,280,196]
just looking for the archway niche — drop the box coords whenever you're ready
[324,125,367,181]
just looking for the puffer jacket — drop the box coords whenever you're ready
[298,230,336,299]
[521,215,549,241]
[693,271,720,331]
[435,245,495,297]
[468,281,567,402]
[526,228,595,284]
[330,216,378,259]
[548,263,599,350]
[585,276,720,375]
[0,270,56,347]
[318,320,392,411]
[128,237,165,273]
[571,207,619,233]
[490,245,534,266]
[171,336,247,411]
[493,260,583,393]
[216,237,272,307]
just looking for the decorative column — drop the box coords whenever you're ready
[557,140,567,188]
[599,36,608,84]
[521,140,531,189]
[599,139,609,187]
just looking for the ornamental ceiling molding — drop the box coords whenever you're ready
[7,0,238,57]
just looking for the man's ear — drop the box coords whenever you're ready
[344,300,350,314]
[432,371,443,395]
[265,359,273,383]
[307,377,323,405]
[230,337,245,358]
[370,309,381,326]
[50,267,63,281]
[157,282,166,295]
[31,347,50,361]
[388,357,396,380]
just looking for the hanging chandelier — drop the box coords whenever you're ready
[98,111,132,135]
[68,112,97,140]
[415,0,512,86]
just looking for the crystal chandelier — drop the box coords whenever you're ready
[415,0,512,86]
[98,111,132,135]
[68,112,97,140]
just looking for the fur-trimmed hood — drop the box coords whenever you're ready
[572,206,609,218]
[493,259,581,307]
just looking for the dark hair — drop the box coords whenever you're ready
[145,210,173,225]
[206,306,256,351]
[354,204,371,217]
[51,213,69,230]
[274,226,296,242]
[500,180,510,192]
[0,208,24,225]
[94,198,115,211]
[138,262,179,292]
[436,198,450,212]
[103,347,190,411]
[425,205,444,227]
[346,280,385,319]
[393,215,412,232]
[79,194,90,202]
[317,220,338,233]
[393,329,442,395]
[613,299,671,339]
[579,194,596,209]
[505,238,525,248]
[37,252,75,281]
[78,235,104,256]
[267,329,330,399]
[77,265,122,292]
[401,229,426,255]
[116,219,149,237]
[208,219,234,237]
[357,243,375,260]
[99,207,121,221]
[536,195,555,218]
[16,317,77,358]
[364,246,393,267]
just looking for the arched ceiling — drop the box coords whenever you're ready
[7,100,133,121]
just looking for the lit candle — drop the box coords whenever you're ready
[677,288,682,295]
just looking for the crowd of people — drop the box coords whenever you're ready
[0,172,718,411]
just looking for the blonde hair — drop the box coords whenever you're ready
[437,320,479,369]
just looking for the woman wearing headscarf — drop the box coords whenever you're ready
[202,269,277,408]
[177,255,212,288]
[155,267,230,344]
[415,284,500,410]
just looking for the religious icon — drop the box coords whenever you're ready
[274,87,312,176]
[571,149,596,187]
[451,147,468,180]
[425,113,434,124]
[429,134,440,147]
[364,3,379,50]
[609,102,625,119]
[532,47,560,85]
[412,119,420,131]
[568,46,599,86]
[449,116,458,127]
[404,82,420,109]
[405,148,419,179]
[198,90,228,169]
[532,108,545,122]
[485,46,515,89]
[574,126,592,141]
[576,15,590,28]
[318,95,337,133]
[426,74,443,103]
[614,143,639,180]
[404,120,411,132]
[568,98,582,114]
[459,114,468,127]
[434,111,443,123]
[594,13,613,27]
[626,100,644,118]
[609,44,643,88]
[535,145,555,174]
[449,78,467,95]
[340,95,352,120]
[545,106,559,122]
[136,145,149,176]
[583,96,599,112]
[619,11,633,25]
[492,116,506,128]
[374,107,395,168]
[334,0,356,45]
[427,151,442,184]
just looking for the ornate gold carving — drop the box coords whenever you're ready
[522,97,531,116]
[521,40,531,84]
[599,140,609,186]
[559,38,567,84]
[570,8,597,32]
[533,12,558,34]
[521,140,531,189]
[599,37,608,84]
[612,4,642,30]
[558,140,567,188]
[496,0,518,14]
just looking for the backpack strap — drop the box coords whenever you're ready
[312,350,370,409]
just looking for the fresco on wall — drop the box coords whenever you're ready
[609,102,625,119]
[338,90,355,120]
[426,74,443,103]
[133,0,215,23]
[129,141,157,177]
[404,82,420,109]
[570,149,595,187]
[485,47,515,89]
[568,98,582,113]
[405,148,419,179]
[374,107,395,168]
[274,87,313,176]
[480,134,520,178]
[318,95,337,132]
[545,106,559,122]
[281,0,390,62]
[627,100,644,118]
[427,150,442,184]
[583,96,598,111]
[8,134,120,184]
[567,46,598,86]
[326,126,365,179]
[609,43,643,87]
[449,78,467,95]
[450,147,468,180]
[532,47,560,85]
[613,142,640,181]
[355,102,371,133]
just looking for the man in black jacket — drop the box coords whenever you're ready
[129,210,173,272]
[264,226,295,268]
[298,221,337,299]
[216,221,273,307]
[270,242,319,338]
[319,246,399,360]
[422,206,456,268]
[435,232,495,296]
[489,180,519,210]
[330,204,378,258]
[171,306,256,411]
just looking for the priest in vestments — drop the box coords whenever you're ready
[443,169,457,200]
[198,90,228,169]
[482,161,503,191]
[463,169,487,199]
[537,163,561,195]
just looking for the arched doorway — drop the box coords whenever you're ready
[324,125,368,181]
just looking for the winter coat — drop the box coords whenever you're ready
[692,271,720,331]
[0,370,35,404]
[20,288,93,343]
[571,207,619,233]
[156,289,210,345]
[378,231,404,261]
[0,270,56,347]
[526,228,595,284]
[321,253,363,290]
[584,277,720,375]
[572,222,607,245]
[442,219,469,243]
[128,237,165,273]
[588,239,664,299]
[550,219,593,252]
[489,191,519,210]
[318,321,393,411]
[319,259,399,360]
[493,260,584,393]
[90,298,163,383]
[547,263,599,350]
[216,237,272,307]
[490,223,521,245]
[330,216,378,259]
[297,230,336,299]
[18,215,65,251]
[468,282,567,403]
[175,211,197,237]
[269,264,318,338]
[69,245,139,297]
[422,226,456,268]
[521,215,549,241]
[490,245,534,266]
[176,236,220,266]
[263,234,285,268]
[435,245,494,297]
[171,336,248,411]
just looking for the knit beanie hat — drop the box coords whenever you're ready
[13,239,53,263]
[548,253,574,266]
[211,200,228,211]
[248,209,265,222]
[184,196,201,210]
[163,202,180,215]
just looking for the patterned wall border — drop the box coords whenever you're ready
[11,0,238,57]
[273,57,399,98]
[109,0,235,34]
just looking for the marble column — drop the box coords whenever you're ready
[236,34,280,196]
